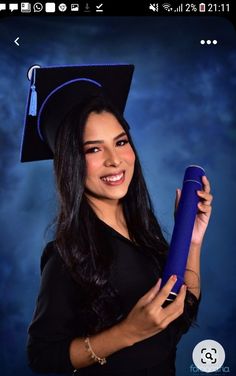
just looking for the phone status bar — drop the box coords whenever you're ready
[0,2,104,14]
[0,1,233,17]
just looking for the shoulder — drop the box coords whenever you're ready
[39,241,76,290]
[40,241,63,273]
[40,241,55,273]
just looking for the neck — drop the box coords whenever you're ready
[86,195,125,228]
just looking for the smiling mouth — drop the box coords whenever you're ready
[101,171,125,184]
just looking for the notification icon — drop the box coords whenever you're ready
[33,3,43,12]
[45,2,55,12]
[0,3,7,11]
[58,3,67,12]
[21,2,31,12]
[71,3,79,11]
[9,3,18,12]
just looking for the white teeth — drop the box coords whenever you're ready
[101,172,124,182]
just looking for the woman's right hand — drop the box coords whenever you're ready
[118,275,187,346]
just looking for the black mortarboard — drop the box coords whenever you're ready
[20,64,134,162]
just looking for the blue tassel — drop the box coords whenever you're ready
[29,84,37,116]
[28,68,37,116]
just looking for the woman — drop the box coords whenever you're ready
[23,64,213,375]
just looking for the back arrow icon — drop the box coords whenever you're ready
[14,37,20,46]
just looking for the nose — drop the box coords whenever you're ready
[104,148,122,167]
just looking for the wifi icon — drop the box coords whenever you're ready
[162,3,173,11]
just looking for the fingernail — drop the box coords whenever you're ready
[171,275,177,281]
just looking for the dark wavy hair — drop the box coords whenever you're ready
[53,94,169,335]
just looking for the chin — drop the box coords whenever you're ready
[85,186,128,202]
[103,188,128,201]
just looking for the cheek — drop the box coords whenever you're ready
[85,156,101,177]
[121,148,136,166]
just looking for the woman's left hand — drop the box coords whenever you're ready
[175,175,213,246]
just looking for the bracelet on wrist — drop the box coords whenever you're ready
[84,337,107,365]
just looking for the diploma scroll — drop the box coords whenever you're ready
[161,165,205,301]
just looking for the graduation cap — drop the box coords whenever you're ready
[20,64,135,162]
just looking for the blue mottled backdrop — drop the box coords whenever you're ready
[0,16,235,376]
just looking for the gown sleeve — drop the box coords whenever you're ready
[168,289,201,344]
[27,242,80,374]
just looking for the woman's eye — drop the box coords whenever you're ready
[85,147,100,154]
[116,139,129,147]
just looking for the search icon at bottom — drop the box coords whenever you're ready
[205,352,213,361]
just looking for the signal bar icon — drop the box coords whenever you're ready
[174,4,183,12]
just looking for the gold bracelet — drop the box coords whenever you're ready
[84,337,107,365]
[185,268,201,289]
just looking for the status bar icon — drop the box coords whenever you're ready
[9,3,18,12]
[199,3,206,12]
[71,3,79,11]
[0,4,7,12]
[21,2,31,12]
[45,2,55,12]
[149,4,159,12]
[162,3,172,11]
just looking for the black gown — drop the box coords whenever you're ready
[27,217,200,375]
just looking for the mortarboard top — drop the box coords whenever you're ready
[20,64,135,162]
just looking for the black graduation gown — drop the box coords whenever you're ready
[27,218,200,375]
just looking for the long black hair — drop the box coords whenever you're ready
[53,94,169,335]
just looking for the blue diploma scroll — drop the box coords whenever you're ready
[161,165,205,301]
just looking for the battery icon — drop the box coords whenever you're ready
[199,3,206,12]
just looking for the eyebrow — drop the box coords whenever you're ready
[83,132,127,146]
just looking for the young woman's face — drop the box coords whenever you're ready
[83,111,136,202]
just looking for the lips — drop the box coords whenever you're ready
[100,171,125,185]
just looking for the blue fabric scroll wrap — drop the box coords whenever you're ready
[161,165,205,300]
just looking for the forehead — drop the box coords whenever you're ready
[83,111,125,139]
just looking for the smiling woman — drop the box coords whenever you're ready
[21,64,212,376]
[84,111,135,210]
